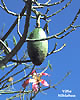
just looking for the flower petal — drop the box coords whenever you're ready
[41,73,49,76]
[40,79,49,86]
[22,79,29,88]
[29,79,36,83]
[32,83,38,92]
[31,70,36,75]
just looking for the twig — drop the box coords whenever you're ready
[31,0,72,19]
[47,43,57,56]
[46,0,72,18]
[1,0,18,16]
[0,39,11,53]
[55,9,80,36]
[10,59,31,63]
[48,43,66,56]
[35,0,64,7]
[55,28,76,39]
[0,90,31,94]
[41,71,71,91]
[6,93,22,100]
[25,29,73,42]
[17,14,22,38]
[51,44,66,54]
[0,63,32,84]
[0,64,18,81]
[25,9,80,42]
[1,4,28,41]
[34,0,51,7]
[0,64,35,90]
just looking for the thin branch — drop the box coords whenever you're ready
[31,0,72,19]
[32,5,44,9]
[34,0,51,7]
[25,9,80,42]
[25,28,75,42]
[46,0,72,18]
[48,43,66,56]
[42,72,71,91]
[0,39,11,53]
[0,64,35,90]
[6,93,22,100]
[1,4,28,41]
[0,1,32,67]
[54,72,71,87]
[1,0,18,16]
[0,64,32,84]
[0,3,4,9]
[51,44,66,54]
[56,9,80,36]
[17,14,22,38]
[0,90,31,94]
[70,9,80,25]
[41,0,64,6]
[10,59,31,63]
[47,43,57,56]
[34,0,64,7]
[51,43,57,52]
[29,0,64,9]
[55,28,76,39]
[0,64,18,81]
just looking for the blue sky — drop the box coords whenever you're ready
[0,0,80,100]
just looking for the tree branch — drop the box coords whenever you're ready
[47,43,66,56]
[46,0,72,18]
[1,4,27,41]
[1,0,18,16]
[25,9,80,42]
[0,64,35,90]
[34,0,64,7]
[0,0,32,67]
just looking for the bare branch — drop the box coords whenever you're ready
[1,4,28,41]
[1,0,18,16]
[0,90,31,94]
[48,43,66,56]
[0,64,32,84]
[0,39,11,53]
[10,59,31,63]
[0,64,35,90]
[0,1,32,67]
[55,28,76,39]
[31,0,72,19]
[0,64,18,81]
[34,0,64,7]
[25,9,80,42]
[46,0,72,18]
[17,14,22,38]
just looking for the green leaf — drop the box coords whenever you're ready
[0,65,5,70]
[0,56,4,60]
[13,36,17,46]
[0,41,8,50]
[48,60,53,71]
[4,41,8,47]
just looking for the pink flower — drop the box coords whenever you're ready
[40,79,49,86]
[31,70,36,75]
[22,79,29,88]
[32,83,38,92]
[22,70,49,92]
[41,72,49,76]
